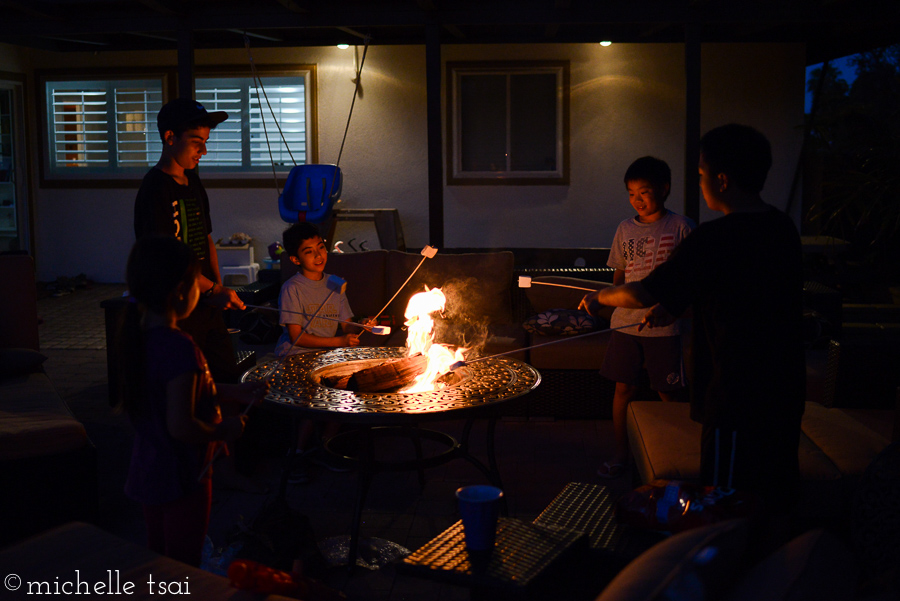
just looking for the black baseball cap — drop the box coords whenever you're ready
[157,98,228,135]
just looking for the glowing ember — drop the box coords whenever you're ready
[400,286,466,393]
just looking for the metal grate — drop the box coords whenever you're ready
[534,482,623,551]
[245,347,540,418]
[401,517,585,588]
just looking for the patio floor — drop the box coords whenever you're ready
[35,282,634,601]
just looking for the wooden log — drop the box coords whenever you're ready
[348,353,428,392]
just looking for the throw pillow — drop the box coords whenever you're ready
[0,348,48,378]
[595,519,748,601]
[523,309,597,336]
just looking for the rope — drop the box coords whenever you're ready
[244,33,298,195]
[336,36,371,167]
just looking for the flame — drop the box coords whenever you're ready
[400,286,466,393]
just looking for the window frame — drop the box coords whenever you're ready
[446,60,570,186]
[37,68,175,188]
[195,64,318,188]
[36,64,318,189]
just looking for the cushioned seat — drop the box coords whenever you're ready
[0,372,89,461]
[626,400,893,520]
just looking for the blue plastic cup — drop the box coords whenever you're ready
[456,485,503,551]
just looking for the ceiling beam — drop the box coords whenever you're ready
[136,0,181,17]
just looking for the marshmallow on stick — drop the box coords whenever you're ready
[371,245,438,321]
[245,304,391,335]
[448,322,643,372]
[518,275,597,292]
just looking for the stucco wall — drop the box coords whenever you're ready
[6,42,804,282]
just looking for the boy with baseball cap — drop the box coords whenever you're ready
[134,98,243,381]
[133,98,267,494]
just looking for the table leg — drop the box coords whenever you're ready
[276,416,301,502]
[458,418,507,514]
[410,424,426,490]
[347,427,375,569]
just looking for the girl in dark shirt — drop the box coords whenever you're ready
[115,236,267,566]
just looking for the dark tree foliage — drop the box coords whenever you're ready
[806,45,900,287]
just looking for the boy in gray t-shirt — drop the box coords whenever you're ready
[275,223,359,357]
[589,156,694,478]
[275,222,363,483]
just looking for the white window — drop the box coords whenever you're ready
[41,76,165,180]
[196,70,312,173]
[38,66,316,185]
[448,61,569,185]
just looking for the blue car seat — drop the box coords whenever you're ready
[278,164,342,223]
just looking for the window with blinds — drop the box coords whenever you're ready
[39,67,315,184]
[447,61,569,185]
[196,73,310,170]
[45,79,164,172]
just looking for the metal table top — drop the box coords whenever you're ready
[242,346,541,424]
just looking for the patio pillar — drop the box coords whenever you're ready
[177,26,195,99]
[425,23,444,247]
[684,23,701,223]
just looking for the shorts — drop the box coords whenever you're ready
[599,330,686,391]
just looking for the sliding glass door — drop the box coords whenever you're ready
[0,81,28,254]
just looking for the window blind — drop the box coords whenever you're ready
[197,76,307,169]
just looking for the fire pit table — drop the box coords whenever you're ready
[242,346,541,567]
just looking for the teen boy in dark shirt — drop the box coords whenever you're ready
[134,98,245,383]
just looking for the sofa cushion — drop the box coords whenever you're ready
[626,401,703,483]
[595,519,748,601]
[0,372,89,460]
[385,251,515,325]
[0,255,40,351]
[0,348,48,378]
[528,330,612,370]
[801,402,891,476]
[626,400,892,520]
[724,529,856,601]
[523,309,597,336]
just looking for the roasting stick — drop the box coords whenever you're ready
[370,245,438,322]
[198,275,348,482]
[448,322,643,372]
[518,275,598,293]
[244,304,392,335]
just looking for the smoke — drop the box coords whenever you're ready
[431,277,492,357]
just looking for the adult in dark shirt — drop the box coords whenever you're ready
[581,124,805,512]
[134,98,245,383]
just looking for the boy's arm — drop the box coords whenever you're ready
[165,372,245,444]
[613,269,625,286]
[285,323,360,349]
[579,281,655,311]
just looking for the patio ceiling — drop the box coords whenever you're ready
[0,0,897,64]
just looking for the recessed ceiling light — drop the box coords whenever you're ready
[599,41,612,47]
[337,44,350,49]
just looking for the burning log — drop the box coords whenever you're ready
[322,354,428,392]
